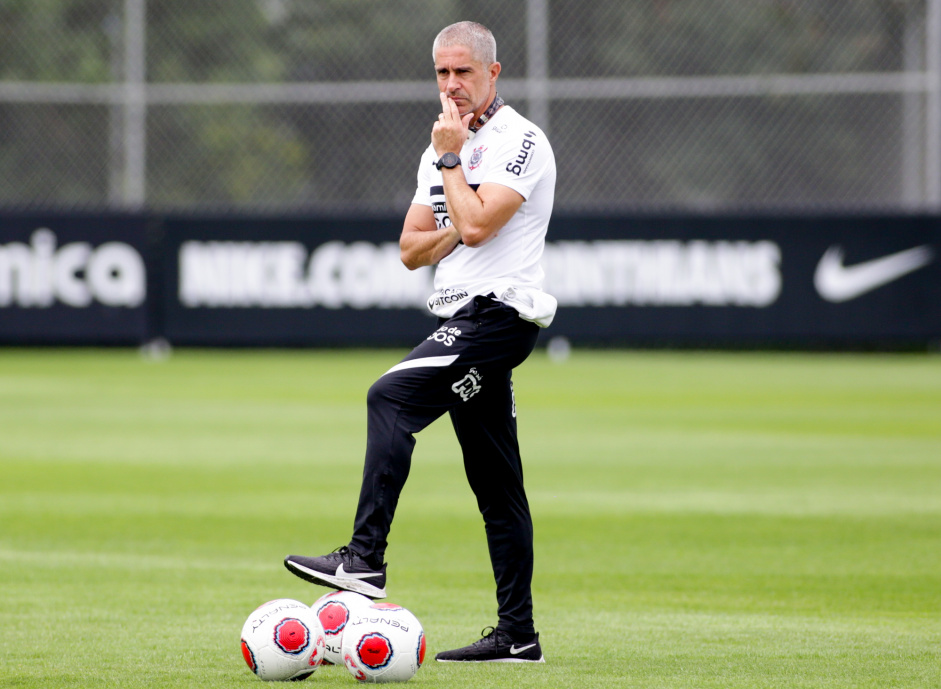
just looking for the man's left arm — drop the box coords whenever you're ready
[433,92,523,248]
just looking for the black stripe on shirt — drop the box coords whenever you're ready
[430,184,480,195]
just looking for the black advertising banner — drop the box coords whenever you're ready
[1,212,938,347]
[0,212,151,343]
[542,215,941,346]
[160,213,940,348]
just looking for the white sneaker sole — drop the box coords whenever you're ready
[285,560,387,599]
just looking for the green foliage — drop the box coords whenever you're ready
[551,1,905,78]
[149,104,310,207]
[0,348,939,687]
[0,0,114,82]
[148,0,283,83]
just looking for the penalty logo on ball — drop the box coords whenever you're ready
[273,618,311,655]
[317,601,350,635]
[356,632,394,669]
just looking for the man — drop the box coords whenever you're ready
[285,20,556,664]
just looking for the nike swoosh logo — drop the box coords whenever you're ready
[335,564,381,580]
[509,643,537,655]
[814,244,934,303]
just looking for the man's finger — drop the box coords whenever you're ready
[440,93,465,122]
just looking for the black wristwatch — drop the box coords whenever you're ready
[435,152,461,170]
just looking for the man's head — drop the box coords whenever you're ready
[433,21,501,120]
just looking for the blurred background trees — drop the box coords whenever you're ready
[0,0,936,213]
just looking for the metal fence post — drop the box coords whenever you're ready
[927,0,941,208]
[123,0,147,209]
[526,0,550,134]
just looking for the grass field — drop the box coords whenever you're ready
[1,347,939,688]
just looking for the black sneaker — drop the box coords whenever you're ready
[284,546,387,599]
[435,627,544,663]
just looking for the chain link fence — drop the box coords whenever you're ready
[1,0,939,214]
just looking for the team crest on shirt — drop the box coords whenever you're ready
[468,145,487,170]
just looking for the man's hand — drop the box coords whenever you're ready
[432,92,474,156]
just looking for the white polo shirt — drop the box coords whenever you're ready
[411,105,557,327]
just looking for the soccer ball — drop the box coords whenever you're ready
[311,590,374,665]
[342,603,426,683]
[240,598,326,681]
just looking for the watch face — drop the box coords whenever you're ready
[439,152,460,169]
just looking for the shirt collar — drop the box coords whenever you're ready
[469,94,504,133]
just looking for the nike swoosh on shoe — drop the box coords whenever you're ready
[284,558,387,599]
[509,643,538,655]
[336,563,383,580]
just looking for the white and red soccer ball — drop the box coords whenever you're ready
[240,598,326,681]
[311,590,373,665]
[342,603,426,683]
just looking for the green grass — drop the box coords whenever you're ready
[1,348,939,688]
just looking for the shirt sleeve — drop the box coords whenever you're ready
[481,127,554,201]
[410,146,437,207]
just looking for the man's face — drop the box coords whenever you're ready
[434,44,499,119]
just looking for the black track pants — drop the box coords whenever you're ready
[349,295,540,637]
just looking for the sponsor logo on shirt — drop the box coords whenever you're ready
[506,131,537,176]
[427,288,469,311]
